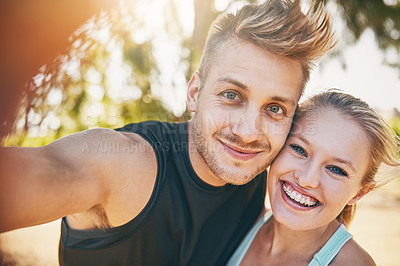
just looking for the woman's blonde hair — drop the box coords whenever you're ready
[199,0,337,91]
[294,90,400,227]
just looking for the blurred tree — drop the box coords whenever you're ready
[6,0,400,145]
[322,0,400,70]
[0,0,117,141]
[186,0,400,73]
[9,2,183,145]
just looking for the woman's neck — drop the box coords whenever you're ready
[262,216,341,263]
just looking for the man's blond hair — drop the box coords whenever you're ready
[199,0,337,91]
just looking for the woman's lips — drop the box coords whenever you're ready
[281,181,320,209]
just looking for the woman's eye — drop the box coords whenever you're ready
[222,91,240,101]
[327,166,348,177]
[289,144,307,157]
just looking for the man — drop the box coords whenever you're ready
[0,0,336,264]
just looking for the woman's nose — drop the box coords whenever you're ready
[293,163,320,189]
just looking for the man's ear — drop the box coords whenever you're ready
[347,187,372,205]
[187,71,201,112]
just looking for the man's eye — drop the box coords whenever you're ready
[289,144,307,157]
[223,92,239,101]
[266,105,285,114]
[327,166,348,177]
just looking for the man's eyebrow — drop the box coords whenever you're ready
[216,77,297,107]
[216,77,248,91]
[270,96,297,107]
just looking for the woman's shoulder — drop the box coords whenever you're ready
[331,238,376,266]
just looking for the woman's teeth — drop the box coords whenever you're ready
[283,182,318,207]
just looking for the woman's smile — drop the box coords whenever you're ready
[282,181,319,207]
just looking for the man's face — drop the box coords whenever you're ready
[187,39,303,186]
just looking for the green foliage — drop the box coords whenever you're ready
[11,5,180,146]
[126,43,154,76]
[389,116,400,140]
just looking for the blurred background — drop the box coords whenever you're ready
[0,0,399,265]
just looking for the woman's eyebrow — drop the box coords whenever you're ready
[331,157,357,174]
[290,134,310,146]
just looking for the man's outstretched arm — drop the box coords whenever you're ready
[0,128,157,232]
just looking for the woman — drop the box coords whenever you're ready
[228,91,400,266]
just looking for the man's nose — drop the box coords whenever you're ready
[231,104,263,143]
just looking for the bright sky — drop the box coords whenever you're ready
[305,29,400,111]
[304,4,400,113]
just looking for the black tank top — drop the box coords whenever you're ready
[59,121,266,265]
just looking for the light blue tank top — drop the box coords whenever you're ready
[227,211,352,266]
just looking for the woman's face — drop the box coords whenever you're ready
[268,109,370,230]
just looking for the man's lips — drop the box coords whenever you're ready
[219,140,261,160]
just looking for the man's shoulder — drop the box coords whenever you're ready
[116,121,188,153]
[71,127,149,154]
[63,126,160,229]
[115,121,187,140]
[65,127,157,183]
[115,120,185,134]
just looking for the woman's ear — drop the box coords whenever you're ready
[347,187,372,205]
[187,72,201,112]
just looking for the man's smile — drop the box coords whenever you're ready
[218,139,262,161]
